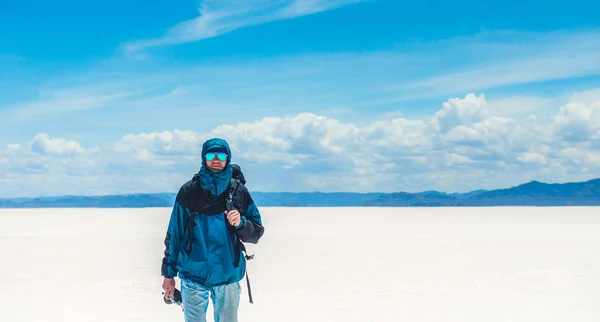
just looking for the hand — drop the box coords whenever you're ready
[162,278,176,299]
[225,209,241,227]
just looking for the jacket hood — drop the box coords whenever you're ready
[201,137,232,165]
[198,138,233,197]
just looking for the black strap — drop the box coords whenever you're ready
[240,242,254,304]
[245,269,253,304]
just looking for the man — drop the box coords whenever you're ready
[161,137,265,322]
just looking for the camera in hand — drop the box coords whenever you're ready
[163,288,182,305]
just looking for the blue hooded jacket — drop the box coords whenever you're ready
[161,138,264,287]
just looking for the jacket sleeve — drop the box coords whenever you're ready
[161,189,187,278]
[234,187,264,244]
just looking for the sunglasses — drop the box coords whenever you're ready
[205,152,228,161]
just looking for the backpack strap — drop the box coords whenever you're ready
[240,242,254,303]
[226,177,255,304]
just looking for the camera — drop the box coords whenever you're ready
[163,288,182,306]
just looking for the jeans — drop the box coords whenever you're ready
[181,278,241,322]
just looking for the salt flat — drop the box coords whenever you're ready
[1,207,599,322]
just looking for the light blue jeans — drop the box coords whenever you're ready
[180,278,241,322]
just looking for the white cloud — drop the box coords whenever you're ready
[587,152,600,166]
[3,92,600,197]
[517,152,547,165]
[444,153,475,166]
[279,0,364,16]
[435,93,492,134]
[552,101,600,142]
[487,95,559,118]
[120,0,366,54]
[30,133,86,156]
[569,88,600,105]
[113,130,206,157]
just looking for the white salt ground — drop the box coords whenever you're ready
[1,206,599,322]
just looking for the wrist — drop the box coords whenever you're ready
[234,218,244,229]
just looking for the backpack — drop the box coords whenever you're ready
[183,163,256,303]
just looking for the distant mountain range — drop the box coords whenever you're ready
[1,178,599,208]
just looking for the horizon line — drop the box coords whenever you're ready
[2,176,598,200]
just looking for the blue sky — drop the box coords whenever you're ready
[2,0,600,197]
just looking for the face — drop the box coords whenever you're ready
[205,151,228,171]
